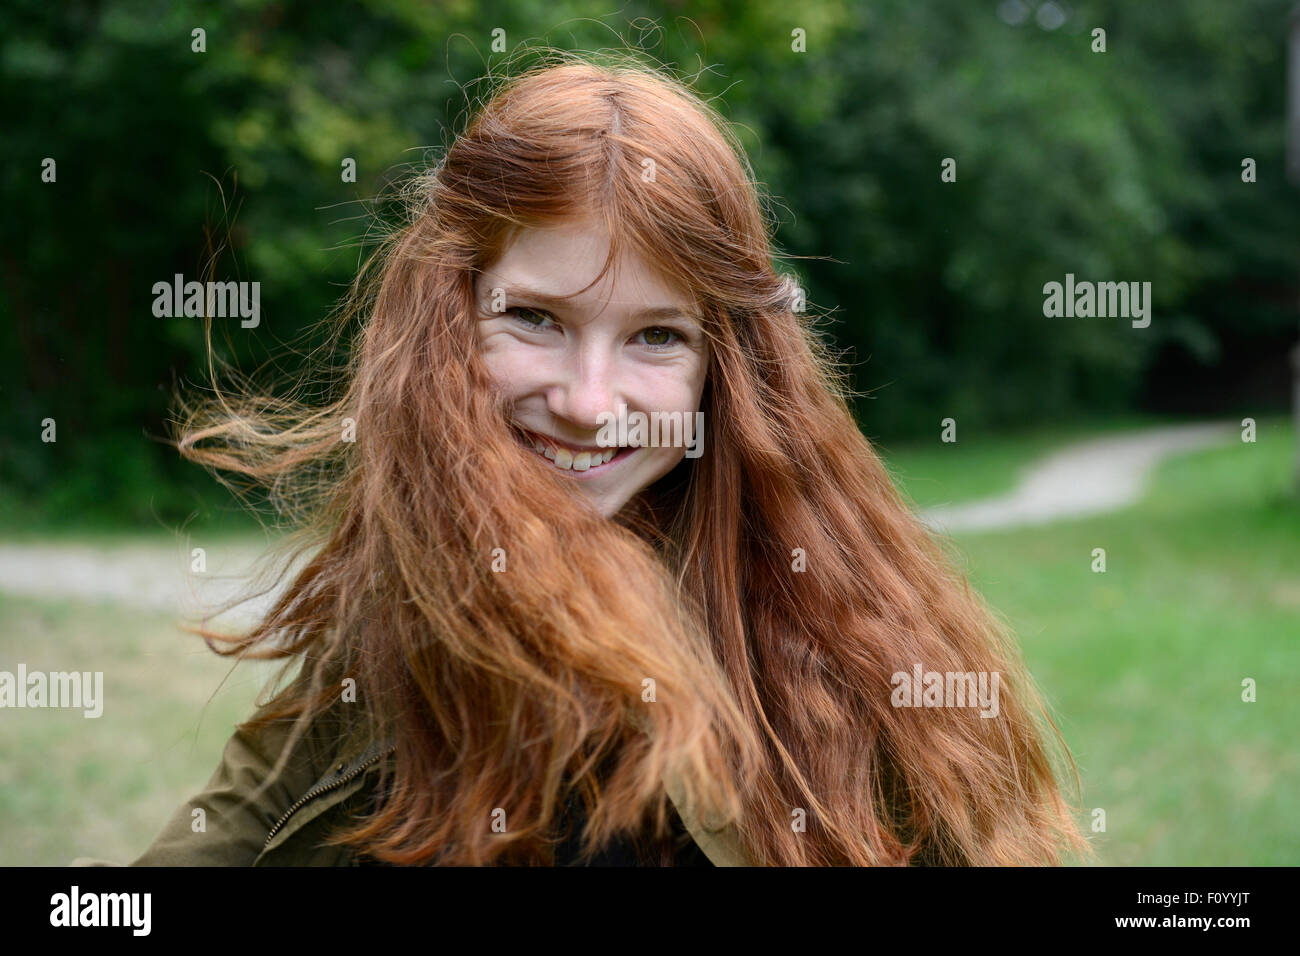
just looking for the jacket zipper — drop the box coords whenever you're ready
[263,745,396,849]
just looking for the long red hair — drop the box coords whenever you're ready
[175,50,1091,865]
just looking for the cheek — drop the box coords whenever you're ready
[639,361,708,414]
[478,335,537,393]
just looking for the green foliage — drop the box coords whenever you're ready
[2,0,1296,524]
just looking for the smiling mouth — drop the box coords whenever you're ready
[513,426,634,474]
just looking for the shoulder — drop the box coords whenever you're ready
[254,734,395,866]
[126,660,384,866]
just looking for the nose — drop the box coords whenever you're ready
[545,345,621,432]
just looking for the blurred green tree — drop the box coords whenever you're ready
[1,0,1295,525]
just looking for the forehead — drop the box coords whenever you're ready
[476,217,694,316]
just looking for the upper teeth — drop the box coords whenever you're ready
[531,440,616,471]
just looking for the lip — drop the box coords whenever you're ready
[513,425,636,479]
[514,426,607,455]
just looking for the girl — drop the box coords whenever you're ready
[129,52,1090,866]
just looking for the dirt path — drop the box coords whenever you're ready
[918,420,1238,534]
[0,538,295,626]
[0,421,1240,613]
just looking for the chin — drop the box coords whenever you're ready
[578,490,628,519]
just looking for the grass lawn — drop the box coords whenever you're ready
[0,413,1294,865]
[0,595,278,866]
[882,414,1299,864]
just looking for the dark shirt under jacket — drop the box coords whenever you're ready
[358,790,715,866]
[552,788,714,867]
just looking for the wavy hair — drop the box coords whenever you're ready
[175,49,1092,866]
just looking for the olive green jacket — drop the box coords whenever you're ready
[71,693,753,867]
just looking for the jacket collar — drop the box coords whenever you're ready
[659,764,754,866]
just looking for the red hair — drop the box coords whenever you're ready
[175,50,1091,865]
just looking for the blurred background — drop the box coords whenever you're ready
[1,0,1297,865]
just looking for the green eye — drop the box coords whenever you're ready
[642,327,679,348]
[509,307,553,329]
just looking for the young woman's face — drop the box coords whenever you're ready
[474,217,709,519]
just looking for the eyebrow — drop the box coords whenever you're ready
[489,283,703,325]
